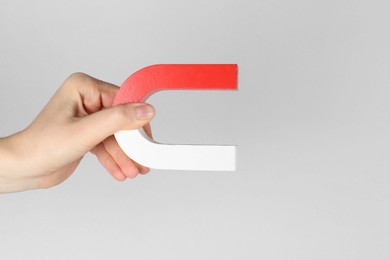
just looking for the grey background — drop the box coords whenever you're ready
[1,0,390,259]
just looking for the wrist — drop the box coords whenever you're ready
[0,132,40,193]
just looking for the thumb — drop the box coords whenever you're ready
[73,103,155,150]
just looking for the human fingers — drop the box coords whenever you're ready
[143,123,153,139]
[63,73,119,115]
[91,143,126,181]
[134,123,154,174]
[72,103,155,152]
[102,136,140,178]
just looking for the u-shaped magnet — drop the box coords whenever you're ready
[113,64,238,171]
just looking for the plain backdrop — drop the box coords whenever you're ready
[1,0,390,259]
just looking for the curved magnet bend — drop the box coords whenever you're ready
[113,64,238,171]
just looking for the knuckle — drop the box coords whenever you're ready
[112,105,133,124]
[67,72,89,82]
[62,72,93,90]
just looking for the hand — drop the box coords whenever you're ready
[0,73,155,193]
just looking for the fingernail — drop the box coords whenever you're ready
[136,104,155,120]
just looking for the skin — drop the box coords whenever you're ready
[0,73,155,193]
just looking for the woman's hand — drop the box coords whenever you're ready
[0,73,155,193]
